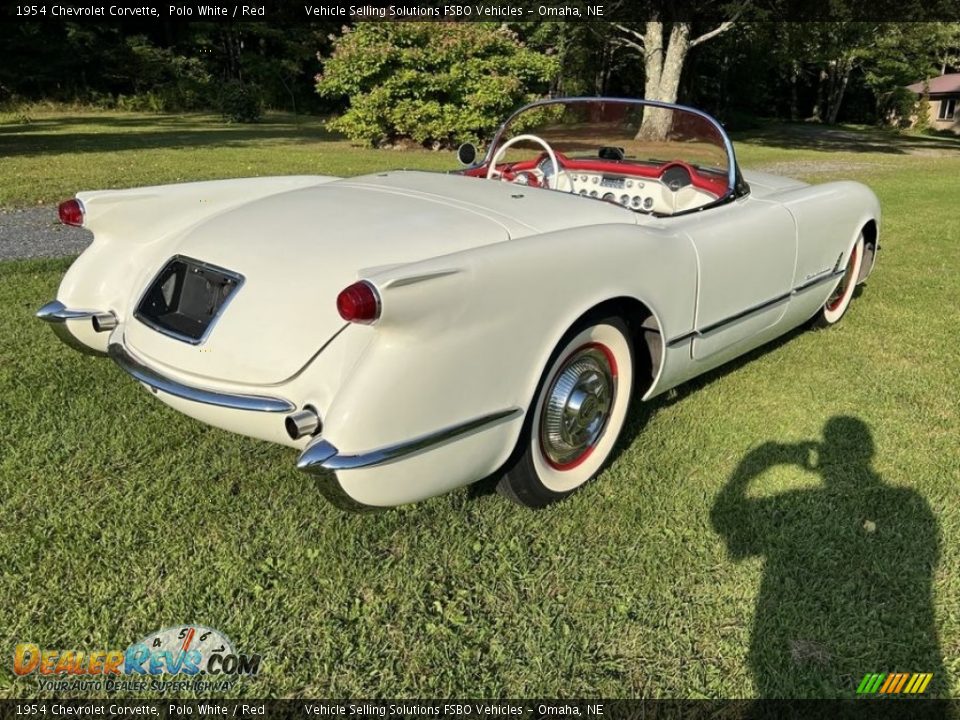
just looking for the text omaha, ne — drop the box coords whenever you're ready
[304,4,602,18]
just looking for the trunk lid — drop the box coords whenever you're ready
[124,172,634,385]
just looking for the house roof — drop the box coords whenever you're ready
[906,73,960,96]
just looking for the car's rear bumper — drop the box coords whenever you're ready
[297,408,523,511]
[39,301,526,512]
[107,341,295,413]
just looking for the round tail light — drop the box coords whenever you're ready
[336,281,380,324]
[58,199,84,227]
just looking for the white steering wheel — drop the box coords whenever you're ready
[486,133,571,191]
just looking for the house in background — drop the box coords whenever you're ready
[906,73,960,133]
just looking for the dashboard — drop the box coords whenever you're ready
[474,153,728,216]
[567,171,662,211]
[542,161,721,215]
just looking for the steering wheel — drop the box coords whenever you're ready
[486,134,571,191]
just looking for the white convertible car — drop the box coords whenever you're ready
[38,98,879,510]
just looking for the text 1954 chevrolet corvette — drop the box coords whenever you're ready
[38,98,879,510]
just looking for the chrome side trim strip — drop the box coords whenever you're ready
[36,300,100,323]
[794,267,846,293]
[665,331,698,348]
[107,341,295,413]
[697,292,792,336]
[382,268,462,289]
[297,407,523,474]
[665,268,847,348]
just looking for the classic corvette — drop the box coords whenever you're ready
[37,97,879,510]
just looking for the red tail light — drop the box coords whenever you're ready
[336,281,380,324]
[58,199,84,227]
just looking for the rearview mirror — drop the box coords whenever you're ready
[456,142,477,166]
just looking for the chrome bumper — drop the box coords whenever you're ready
[36,300,108,355]
[40,299,523,512]
[36,300,100,323]
[296,408,522,512]
[39,300,296,413]
[297,408,521,473]
[107,341,295,413]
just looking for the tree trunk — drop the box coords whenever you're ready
[825,63,851,125]
[613,20,735,140]
[637,22,691,141]
[789,60,799,121]
[811,68,828,122]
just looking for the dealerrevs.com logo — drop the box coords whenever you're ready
[13,625,261,693]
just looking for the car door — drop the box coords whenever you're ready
[685,197,798,360]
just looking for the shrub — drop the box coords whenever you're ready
[913,87,932,133]
[219,80,263,123]
[315,23,558,147]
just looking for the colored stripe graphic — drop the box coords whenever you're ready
[879,674,897,693]
[893,673,909,693]
[857,673,885,694]
[904,674,919,694]
[857,672,933,695]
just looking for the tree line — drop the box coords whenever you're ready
[2,20,957,138]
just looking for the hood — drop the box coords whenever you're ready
[125,172,634,385]
[741,168,809,199]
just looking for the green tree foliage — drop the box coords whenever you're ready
[122,35,212,111]
[682,21,960,127]
[315,23,558,147]
[0,21,337,115]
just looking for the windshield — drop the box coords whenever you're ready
[474,98,737,215]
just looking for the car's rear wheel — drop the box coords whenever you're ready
[497,317,634,508]
[814,233,865,328]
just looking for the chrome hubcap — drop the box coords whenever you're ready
[540,345,616,468]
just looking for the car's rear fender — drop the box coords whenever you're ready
[308,222,698,499]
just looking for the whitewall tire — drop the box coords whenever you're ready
[815,233,865,327]
[497,317,634,508]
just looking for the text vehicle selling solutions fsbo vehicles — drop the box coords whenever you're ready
[38,98,879,510]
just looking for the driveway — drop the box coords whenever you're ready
[0,206,93,260]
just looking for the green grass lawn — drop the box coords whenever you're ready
[0,110,452,207]
[1,111,959,699]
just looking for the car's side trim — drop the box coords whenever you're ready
[698,292,793,337]
[665,268,847,348]
[298,407,523,475]
[794,266,844,293]
[382,268,462,289]
[107,341,295,413]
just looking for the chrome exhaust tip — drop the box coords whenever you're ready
[92,312,118,333]
[285,406,321,440]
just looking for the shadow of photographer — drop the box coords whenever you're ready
[711,416,945,699]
